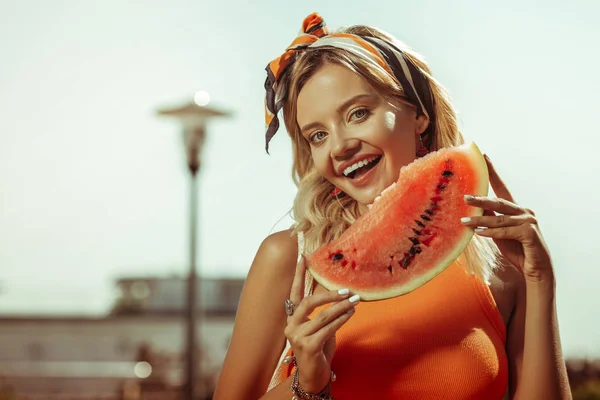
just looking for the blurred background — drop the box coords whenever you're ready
[1,0,599,399]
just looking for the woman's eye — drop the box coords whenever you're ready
[309,131,327,143]
[350,108,370,121]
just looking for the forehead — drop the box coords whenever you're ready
[296,63,374,124]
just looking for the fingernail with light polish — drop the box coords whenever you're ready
[338,288,349,296]
[349,294,361,303]
[461,217,471,224]
[464,195,474,201]
[474,227,487,233]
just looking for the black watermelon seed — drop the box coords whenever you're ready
[332,253,343,260]
[387,265,393,274]
[437,184,446,190]
[421,215,431,221]
[425,209,434,215]
[415,220,425,228]
[401,257,411,269]
[409,247,417,257]
[414,246,422,254]
[442,170,453,177]
[412,229,422,236]
[409,237,420,245]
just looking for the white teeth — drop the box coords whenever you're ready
[343,156,380,177]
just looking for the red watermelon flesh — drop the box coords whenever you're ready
[307,142,489,301]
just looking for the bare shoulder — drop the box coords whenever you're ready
[213,228,298,399]
[250,228,298,281]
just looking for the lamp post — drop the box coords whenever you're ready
[157,94,230,400]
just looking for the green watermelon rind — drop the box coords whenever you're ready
[308,142,489,301]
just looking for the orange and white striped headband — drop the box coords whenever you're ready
[264,12,434,153]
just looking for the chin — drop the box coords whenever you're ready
[339,162,398,205]
[350,184,390,206]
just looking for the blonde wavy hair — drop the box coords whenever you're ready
[278,25,499,281]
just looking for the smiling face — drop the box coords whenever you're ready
[296,62,429,205]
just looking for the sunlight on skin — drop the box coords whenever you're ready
[296,63,428,205]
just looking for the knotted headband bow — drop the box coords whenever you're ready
[264,12,434,153]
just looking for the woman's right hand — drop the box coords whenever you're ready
[283,255,360,393]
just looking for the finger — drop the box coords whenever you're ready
[310,308,356,345]
[291,289,352,324]
[474,224,538,242]
[464,195,523,216]
[301,294,360,336]
[289,254,306,306]
[461,214,537,229]
[483,209,496,217]
[484,154,515,203]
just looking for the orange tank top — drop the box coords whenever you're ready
[305,261,509,399]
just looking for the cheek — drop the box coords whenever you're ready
[384,111,396,132]
[378,114,418,166]
[310,148,333,177]
[387,135,418,168]
[370,112,412,149]
[372,110,413,142]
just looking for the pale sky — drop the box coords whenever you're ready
[1,0,599,357]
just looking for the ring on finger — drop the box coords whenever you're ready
[284,298,297,316]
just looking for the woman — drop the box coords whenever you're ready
[214,13,571,400]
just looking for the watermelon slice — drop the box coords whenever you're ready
[307,142,489,301]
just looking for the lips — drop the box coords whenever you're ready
[337,154,383,177]
[346,155,382,179]
[346,155,382,187]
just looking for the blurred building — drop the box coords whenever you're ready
[112,276,243,317]
[0,276,244,399]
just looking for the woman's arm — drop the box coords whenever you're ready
[213,230,298,399]
[506,273,572,400]
[461,156,572,400]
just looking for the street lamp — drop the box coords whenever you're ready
[157,94,230,400]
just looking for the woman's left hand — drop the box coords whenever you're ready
[461,155,554,283]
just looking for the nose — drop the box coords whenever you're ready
[329,130,360,161]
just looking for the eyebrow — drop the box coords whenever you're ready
[300,93,376,135]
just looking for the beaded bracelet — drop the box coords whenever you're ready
[284,356,335,400]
